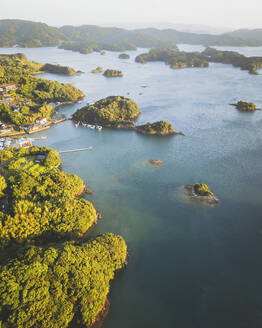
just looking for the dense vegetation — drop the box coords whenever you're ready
[72,96,140,127]
[0,146,128,327]
[193,183,213,196]
[0,54,84,128]
[103,69,123,77]
[2,20,262,52]
[59,41,101,54]
[59,40,136,54]
[0,147,97,246]
[0,19,66,47]
[135,49,209,69]
[136,120,177,135]
[234,101,260,112]
[119,53,130,59]
[40,63,76,76]
[202,47,262,74]
[0,233,127,328]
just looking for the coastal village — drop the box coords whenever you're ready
[0,82,66,148]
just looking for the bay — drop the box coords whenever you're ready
[1,44,262,328]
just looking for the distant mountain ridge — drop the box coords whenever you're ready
[0,19,262,49]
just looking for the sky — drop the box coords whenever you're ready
[0,0,261,30]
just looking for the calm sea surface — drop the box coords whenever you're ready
[1,44,262,328]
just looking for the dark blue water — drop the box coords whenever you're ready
[1,45,262,328]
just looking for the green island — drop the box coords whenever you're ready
[0,53,84,136]
[202,47,262,74]
[135,49,209,69]
[0,146,127,328]
[103,69,123,77]
[118,53,130,59]
[91,66,103,73]
[73,98,184,136]
[135,47,262,75]
[184,183,219,205]
[136,120,183,136]
[231,100,261,112]
[72,96,140,128]
[40,63,77,76]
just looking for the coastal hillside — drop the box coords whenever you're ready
[0,19,67,47]
[1,19,262,49]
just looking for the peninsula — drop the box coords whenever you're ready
[202,47,262,74]
[0,146,127,328]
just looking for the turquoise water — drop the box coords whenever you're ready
[1,45,262,327]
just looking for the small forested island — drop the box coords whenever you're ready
[119,53,130,59]
[185,183,219,205]
[0,53,84,136]
[231,100,261,112]
[136,120,183,136]
[40,63,76,75]
[72,96,140,128]
[59,40,136,55]
[202,47,262,74]
[91,66,103,73]
[103,69,123,77]
[0,146,127,328]
[135,49,209,69]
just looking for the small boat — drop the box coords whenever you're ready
[87,124,92,128]
[89,125,96,129]
[82,123,87,127]
[96,125,102,131]
[75,122,80,128]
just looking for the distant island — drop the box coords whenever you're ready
[185,183,219,205]
[40,63,76,75]
[119,53,130,59]
[135,49,209,69]
[91,66,103,73]
[103,69,123,77]
[135,47,262,75]
[0,53,84,137]
[72,96,140,128]
[231,100,261,112]
[0,146,127,328]
[202,47,262,74]
[136,120,183,136]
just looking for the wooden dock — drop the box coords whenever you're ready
[59,147,93,154]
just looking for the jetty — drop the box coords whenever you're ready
[59,147,93,154]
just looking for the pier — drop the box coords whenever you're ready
[59,147,93,154]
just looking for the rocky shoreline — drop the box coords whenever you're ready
[184,184,219,205]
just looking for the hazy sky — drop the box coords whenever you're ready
[0,0,261,29]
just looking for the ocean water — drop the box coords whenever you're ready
[1,45,262,328]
